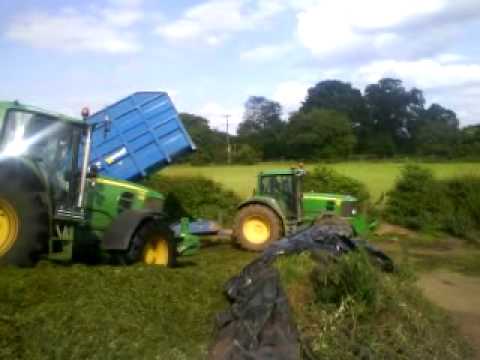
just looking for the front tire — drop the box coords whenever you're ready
[233,205,282,251]
[113,221,177,267]
[0,184,49,267]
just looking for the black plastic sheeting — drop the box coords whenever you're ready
[209,223,393,360]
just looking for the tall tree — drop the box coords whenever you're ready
[237,96,285,160]
[300,80,370,151]
[413,104,459,157]
[287,109,356,159]
[180,113,227,164]
[301,80,368,124]
[456,124,480,157]
[364,78,425,155]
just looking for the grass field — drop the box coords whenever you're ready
[163,162,480,200]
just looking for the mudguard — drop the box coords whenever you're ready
[102,209,163,250]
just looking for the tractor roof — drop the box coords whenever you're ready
[0,101,84,125]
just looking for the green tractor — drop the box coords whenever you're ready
[233,168,371,251]
[0,100,197,267]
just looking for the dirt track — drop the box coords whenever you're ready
[419,271,480,359]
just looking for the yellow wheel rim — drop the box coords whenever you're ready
[242,216,271,244]
[142,236,170,266]
[0,198,19,256]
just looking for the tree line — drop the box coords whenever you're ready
[181,78,480,164]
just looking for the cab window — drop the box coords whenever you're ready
[0,109,81,207]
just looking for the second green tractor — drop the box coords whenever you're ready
[233,168,372,251]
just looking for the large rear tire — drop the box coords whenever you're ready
[112,221,177,267]
[0,183,49,267]
[233,205,282,252]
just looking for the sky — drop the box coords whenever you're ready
[1,0,480,133]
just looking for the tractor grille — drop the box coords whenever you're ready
[341,202,357,217]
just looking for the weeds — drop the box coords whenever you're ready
[276,252,473,359]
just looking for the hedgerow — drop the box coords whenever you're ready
[304,166,371,204]
[386,165,480,240]
[144,175,241,225]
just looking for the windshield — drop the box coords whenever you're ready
[260,175,297,218]
[0,110,82,207]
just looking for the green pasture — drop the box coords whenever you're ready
[163,162,480,200]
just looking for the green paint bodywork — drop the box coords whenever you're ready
[177,218,201,255]
[85,176,164,232]
[302,192,356,221]
[241,169,371,237]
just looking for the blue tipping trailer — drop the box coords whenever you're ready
[87,92,195,181]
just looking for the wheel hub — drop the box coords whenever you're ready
[142,237,169,266]
[243,216,271,244]
[0,198,19,256]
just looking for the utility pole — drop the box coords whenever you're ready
[224,114,232,164]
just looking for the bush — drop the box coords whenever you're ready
[276,253,472,359]
[441,175,480,239]
[304,166,370,204]
[311,250,380,307]
[385,165,447,230]
[232,144,261,165]
[144,175,241,225]
[386,165,480,240]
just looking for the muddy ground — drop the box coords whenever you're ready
[419,271,480,359]
[374,228,480,359]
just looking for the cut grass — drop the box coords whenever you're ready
[163,162,480,200]
[0,245,255,360]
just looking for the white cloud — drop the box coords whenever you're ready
[197,102,243,133]
[5,1,143,53]
[156,0,286,45]
[272,81,310,115]
[355,59,480,90]
[102,9,143,28]
[435,53,468,64]
[240,43,293,62]
[293,0,479,61]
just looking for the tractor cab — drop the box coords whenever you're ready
[256,169,305,221]
[0,102,87,217]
